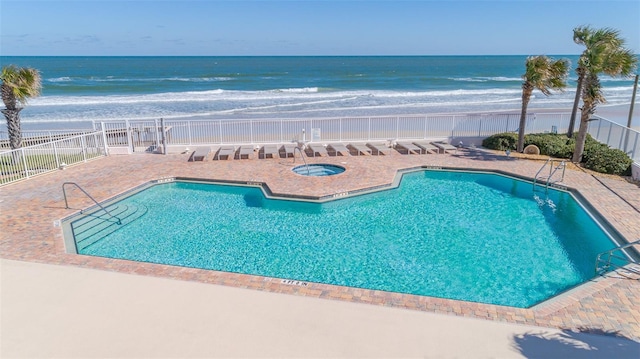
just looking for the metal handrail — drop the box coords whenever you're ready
[293,145,310,175]
[533,159,565,191]
[595,239,640,276]
[545,160,566,188]
[63,182,122,225]
[533,158,552,189]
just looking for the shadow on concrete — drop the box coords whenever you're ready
[452,148,519,162]
[512,327,640,359]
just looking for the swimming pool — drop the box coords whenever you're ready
[65,169,620,308]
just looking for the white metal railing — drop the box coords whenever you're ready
[0,131,107,186]
[0,129,96,150]
[94,112,571,151]
[588,115,640,162]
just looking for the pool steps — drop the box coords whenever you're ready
[72,203,148,251]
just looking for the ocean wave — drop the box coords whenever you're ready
[451,76,521,82]
[46,77,73,82]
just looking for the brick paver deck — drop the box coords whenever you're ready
[1,148,638,341]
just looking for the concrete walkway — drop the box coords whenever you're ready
[2,259,638,358]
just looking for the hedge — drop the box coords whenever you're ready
[482,132,633,175]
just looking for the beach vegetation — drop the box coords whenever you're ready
[567,26,637,163]
[518,56,569,152]
[482,132,518,151]
[483,132,632,175]
[1,65,42,152]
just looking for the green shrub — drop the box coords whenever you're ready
[482,133,518,150]
[481,132,633,176]
[583,145,633,175]
[523,133,574,158]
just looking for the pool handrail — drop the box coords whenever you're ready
[62,182,122,225]
[595,239,640,277]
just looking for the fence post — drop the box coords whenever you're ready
[160,118,167,155]
[125,119,133,153]
[81,135,87,162]
[101,123,109,155]
[20,148,29,179]
[53,141,60,168]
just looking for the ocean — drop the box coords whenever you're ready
[0,56,637,130]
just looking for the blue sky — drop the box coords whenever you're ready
[1,0,639,56]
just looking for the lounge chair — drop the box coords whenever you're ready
[395,142,424,155]
[189,146,211,161]
[367,142,389,155]
[214,145,235,160]
[260,144,279,159]
[432,141,458,154]
[237,145,254,159]
[308,144,328,157]
[328,143,350,156]
[412,141,439,154]
[282,144,297,158]
[349,143,371,156]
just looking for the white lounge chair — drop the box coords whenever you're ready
[238,145,254,159]
[328,143,350,156]
[215,145,235,160]
[189,146,211,161]
[396,142,424,155]
[412,141,439,154]
[432,141,458,154]
[261,144,279,159]
[308,144,328,157]
[349,143,371,156]
[282,144,297,158]
[367,142,389,155]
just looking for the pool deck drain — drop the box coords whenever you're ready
[1,148,639,341]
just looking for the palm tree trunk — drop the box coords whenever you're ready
[567,68,585,138]
[1,108,23,150]
[517,86,532,152]
[572,101,592,163]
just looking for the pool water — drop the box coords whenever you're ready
[292,164,345,176]
[71,170,617,308]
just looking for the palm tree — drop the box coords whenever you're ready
[518,56,569,152]
[1,65,42,150]
[568,26,627,137]
[570,26,637,163]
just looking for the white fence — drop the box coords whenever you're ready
[0,132,107,186]
[95,112,572,153]
[8,111,633,187]
[588,116,639,162]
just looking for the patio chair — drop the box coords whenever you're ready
[214,145,235,160]
[308,144,329,157]
[237,145,254,159]
[260,144,279,159]
[189,146,211,161]
[395,142,424,155]
[367,142,390,155]
[432,141,458,154]
[328,143,351,156]
[412,141,439,154]
[348,143,371,156]
[282,144,297,158]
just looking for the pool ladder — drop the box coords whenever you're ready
[292,144,310,176]
[63,182,122,225]
[533,158,566,192]
[595,239,640,278]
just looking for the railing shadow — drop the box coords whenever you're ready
[511,327,640,359]
[452,148,519,162]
